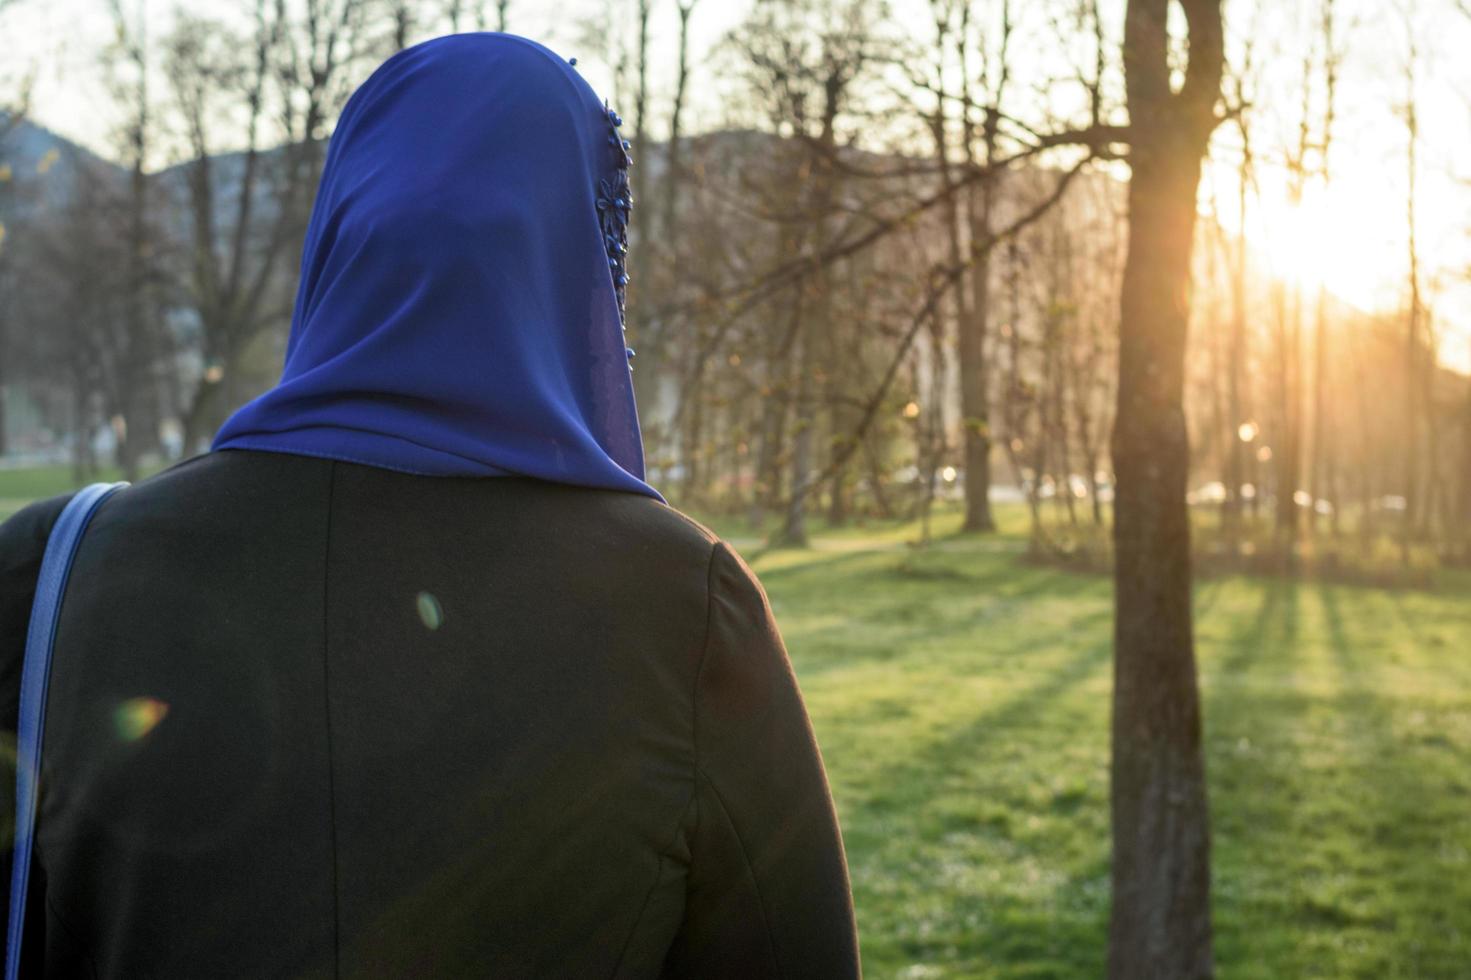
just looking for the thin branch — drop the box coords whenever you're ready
[661,120,1125,362]
[753,154,1094,527]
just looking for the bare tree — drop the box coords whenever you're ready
[912,0,966,540]
[661,0,699,244]
[998,239,1046,540]
[103,0,169,478]
[1108,0,1223,975]
[1307,0,1340,533]
[17,154,145,479]
[723,0,882,544]
[1071,177,1122,527]
[956,0,1015,533]
[632,0,652,220]
[0,74,34,455]
[164,0,375,449]
[1400,4,1422,562]
[1220,35,1256,542]
[166,5,296,451]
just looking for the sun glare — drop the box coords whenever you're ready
[1223,149,1471,373]
[1251,186,1394,308]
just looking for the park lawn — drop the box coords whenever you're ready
[2,468,1468,976]
[0,465,139,522]
[733,508,1470,978]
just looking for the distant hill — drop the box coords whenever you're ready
[0,115,127,217]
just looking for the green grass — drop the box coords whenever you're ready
[726,506,1470,978]
[4,470,1468,977]
[0,465,139,521]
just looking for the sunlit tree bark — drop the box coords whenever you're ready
[1109,0,1223,975]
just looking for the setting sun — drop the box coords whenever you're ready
[1246,180,1403,311]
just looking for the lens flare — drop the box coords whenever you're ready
[416,591,444,631]
[115,698,169,742]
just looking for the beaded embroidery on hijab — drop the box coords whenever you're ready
[598,104,635,358]
[212,33,661,501]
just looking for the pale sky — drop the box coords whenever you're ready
[5,0,1470,369]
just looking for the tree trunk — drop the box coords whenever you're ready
[0,357,8,457]
[863,431,893,519]
[1110,143,1215,977]
[827,461,849,526]
[71,381,95,483]
[680,364,706,504]
[1109,2,1221,977]
[749,363,788,530]
[632,0,651,228]
[958,117,1003,533]
[1308,286,1329,534]
[959,249,997,532]
[661,1,696,245]
[1222,165,1248,541]
[780,320,815,547]
[1270,276,1303,543]
[777,63,843,547]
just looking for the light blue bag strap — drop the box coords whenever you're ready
[6,482,127,980]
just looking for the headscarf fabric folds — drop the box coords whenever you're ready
[213,33,660,501]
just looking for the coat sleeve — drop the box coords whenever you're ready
[660,542,860,979]
[0,493,75,969]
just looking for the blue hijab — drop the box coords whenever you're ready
[213,33,659,501]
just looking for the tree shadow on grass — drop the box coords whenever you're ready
[1205,577,1299,697]
[794,575,1110,681]
[778,547,1111,679]
[1189,579,1309,974]
[1316,585,1471,974]
[1193,576,1228,623]
[845,625,1115,975]
[762,536,1119,975]
[1209,580,1469,976]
